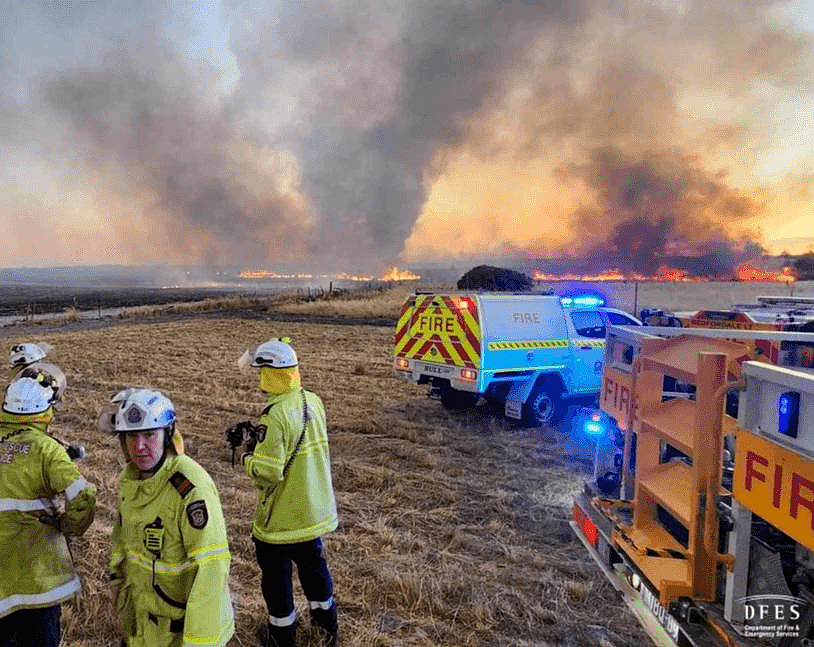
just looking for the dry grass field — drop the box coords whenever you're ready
[266,279,814,320]
[5,279,812,647]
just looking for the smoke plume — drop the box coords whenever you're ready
[2,0,811,272]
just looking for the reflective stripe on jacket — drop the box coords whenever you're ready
[110,454,234,647]
[0,422,96,619]
[244,387,338,544]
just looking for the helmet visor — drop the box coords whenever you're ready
[97,401,120,433]
[16,362,66,403]
[237,347,256,371]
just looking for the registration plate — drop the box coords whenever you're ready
[505,400,522,420]
[640,584,680,643]
[423,363,452,376]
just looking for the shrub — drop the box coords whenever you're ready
[456,265,533,291]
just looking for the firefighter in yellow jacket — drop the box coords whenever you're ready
[236,338,339,647]
[100,388,234,647]
[0,364,96,647]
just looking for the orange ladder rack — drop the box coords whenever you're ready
[614,335,746,606]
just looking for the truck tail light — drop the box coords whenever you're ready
[572,501,598,547]
[460,368,477,381]
[394,357,410,371]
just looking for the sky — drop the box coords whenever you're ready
[1,0,813,275]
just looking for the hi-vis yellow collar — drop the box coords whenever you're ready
[260,366,301,394]
[0,408,54,431]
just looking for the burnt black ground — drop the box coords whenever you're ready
[0,285,251,316]
[0,285,396,337]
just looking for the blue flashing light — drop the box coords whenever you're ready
[574,407,608,440]
[559,294,606,309]
[778,391,800,438]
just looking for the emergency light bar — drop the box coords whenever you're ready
[559,295,606,308]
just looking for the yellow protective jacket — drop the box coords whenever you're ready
[244,387,338,544]
[110,454,234,647]
[0,416,96,618]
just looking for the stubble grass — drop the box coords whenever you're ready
[10,314,642,647]
[14,280,810,646]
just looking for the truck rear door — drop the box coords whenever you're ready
[479,295,573,377]
[393,293,482,386]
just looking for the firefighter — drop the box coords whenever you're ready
[237,338,340,647]
[0,364,96,647]
[99,388,234,647]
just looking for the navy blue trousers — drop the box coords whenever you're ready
[253,537,334,620]
[0,605,61,647]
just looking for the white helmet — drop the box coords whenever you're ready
[9,342,53,368]
[238,337,298,369]
[97,388,176,434]
[3,364,67,414]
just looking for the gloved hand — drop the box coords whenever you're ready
[245,436,258,454]
[109,574,125,637]
[36,511,64,532]
[110,577,122,606]
[33,497,63,532]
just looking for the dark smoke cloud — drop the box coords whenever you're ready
[227,0,592,269]
[5,0,813,272]
[564,146,766,275]
[469,3,812,274]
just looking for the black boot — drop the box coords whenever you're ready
[310,605,339,647]
[257,620,298,647]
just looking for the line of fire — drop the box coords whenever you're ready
[235,261,799,284]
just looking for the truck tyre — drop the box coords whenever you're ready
[522,384,562,427]
[440,385,479,410]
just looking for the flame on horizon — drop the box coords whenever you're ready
[531,266,699,282]
[380,266,421,281]
[532,262,797,283]
[735,263,797,283]
[238,266,420,282]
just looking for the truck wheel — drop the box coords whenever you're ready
[522,386,562,427]
[440,385,479,410]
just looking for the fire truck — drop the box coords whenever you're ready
[571,323,814,646]
[666,295,814,332]
[392,291,641,426]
